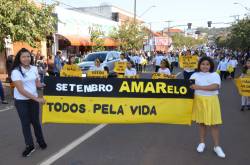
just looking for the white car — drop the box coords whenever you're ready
[78,51,121,76]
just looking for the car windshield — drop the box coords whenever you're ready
[83,53,107,62]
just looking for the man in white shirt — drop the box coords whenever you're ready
[228,56,238,78]
[153,52,164,72]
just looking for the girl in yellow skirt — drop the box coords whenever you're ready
[190,56,226,158]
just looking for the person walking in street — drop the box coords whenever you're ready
[183,50,195,80]
[240,58,250,111]
[53,50,63,77]
[217,57,229,80]
[190,56,226,158]
[11,48,47,157]
[153,51,164,72]
[228,56,238,79]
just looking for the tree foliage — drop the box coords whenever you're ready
[172,33,205,49]
[109,21,146,52]
[0,0,56,51]
[89,24,105,52]
[215,18,250,50]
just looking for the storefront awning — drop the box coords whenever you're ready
[62,35,118,47]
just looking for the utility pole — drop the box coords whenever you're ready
[134,0,137,24]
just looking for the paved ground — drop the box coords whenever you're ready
[0,66,249,165]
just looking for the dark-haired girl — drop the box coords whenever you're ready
[158,59,171,75]
[190,56,225,158]
[11,48,47,157]
[124,60,137,76]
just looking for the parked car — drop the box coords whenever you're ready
[78,51,121,76]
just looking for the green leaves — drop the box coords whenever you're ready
[216,18,250,50]
[109,21,146,52]
[0,0,56,51]
[172,33,205,49]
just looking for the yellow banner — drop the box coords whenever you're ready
[87,71,108,78]
[235,77,250,96]
[179,56,198,69]
[152,73,176,79]
[42,96,193,124]
[60,64,82,77]
[117,74,139,79]
[114,62,127,73]
[42,77,194,125]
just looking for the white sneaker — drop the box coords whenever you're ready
[197,143,205,153]
[214,146,226,158]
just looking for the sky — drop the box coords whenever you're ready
[38,0,250,31]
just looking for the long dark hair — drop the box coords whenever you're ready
[12,48,33,77]
[161,59,170,68]
[197,56,215,73]
[242,58,250,74]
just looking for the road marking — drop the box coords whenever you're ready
[0,105,14,112]
[39,124,107,165]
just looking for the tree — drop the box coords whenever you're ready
[0,0,57,51]
[109,21,146,52]
[172,33,205,49]
[227,18,250,51]
[89,24,105,52]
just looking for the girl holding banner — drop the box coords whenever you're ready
[190,56,226,158]
[124,61,137,76]
[158,59,171,75]
[11,48,47,157]
[90,58,104,71]
[240,59,250,111]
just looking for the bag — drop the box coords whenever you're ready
[216,70,221,75]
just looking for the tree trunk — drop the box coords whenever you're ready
[0,51,7,81]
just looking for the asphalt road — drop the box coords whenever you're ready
[0,66,250,165]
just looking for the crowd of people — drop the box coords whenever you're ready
[1,46,250,158]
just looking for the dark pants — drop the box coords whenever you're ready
[54,72,60,77]
[220,71,227,80]
[15,99,45,146]
[183,71,194,80]
[155,65,160,72]
[138,64,142,72]
[0,81,5,101]
[143,64,147,72]
[39,74,45,84]
[135,63,139,72]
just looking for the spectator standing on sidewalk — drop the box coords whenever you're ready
[36,56,48,84]
[11,48,47,157]
[53,50,63,77]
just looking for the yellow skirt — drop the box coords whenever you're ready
[192,95,222,126]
